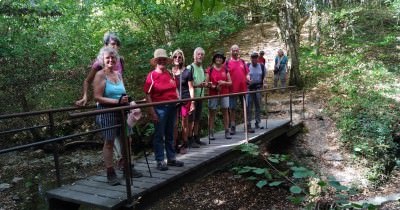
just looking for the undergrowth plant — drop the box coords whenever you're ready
[301,7,400,182]
[233,143,376,209]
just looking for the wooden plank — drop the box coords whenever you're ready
[47,188,121,210]
[65,184,127,200]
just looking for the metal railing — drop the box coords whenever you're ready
[0,86,298,207]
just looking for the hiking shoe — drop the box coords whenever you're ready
[209,132,215,140]
[230,126,236,135]
[167,159,184,167]
[194,135,206,145]
[255,123,264,129]
[106,168,120,186]
[123,168,143,178]
[180,146,188,154]
[225,129,232,139]
[190,141,201,148]
[157,161,168,171]
[247,126,255,133]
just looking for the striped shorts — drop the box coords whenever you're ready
[96,104,121,141]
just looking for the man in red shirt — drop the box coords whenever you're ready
[257,50,266,65]
[226,45,253,135]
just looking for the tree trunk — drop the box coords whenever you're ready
[276,0,305,87]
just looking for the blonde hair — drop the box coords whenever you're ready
[171,49,185,67]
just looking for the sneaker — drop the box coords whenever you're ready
[194,135,206,145]
[106,168,120,186]
[167,159,184,167]
[124,168,143,178]
[180,146,188,154]
[209,132,215,140]
[157,161,168,171]
[255,123,264,129]
[230,126,236,135]
[247,125,255,133]
[225,129,232,139]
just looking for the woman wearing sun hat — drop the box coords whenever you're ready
[205,51,232,140]
[143,48,184,171]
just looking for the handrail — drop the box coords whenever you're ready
[69,86,296,118]
[0,105,96,120]
[0,124,121,155]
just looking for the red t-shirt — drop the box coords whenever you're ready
[226,59,249,93]
[206,66,230,96]
[257,56,266,65]
[143,70,178,102]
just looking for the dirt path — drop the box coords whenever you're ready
[225,22,369,186]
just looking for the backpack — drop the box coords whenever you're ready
[247,63,266,89]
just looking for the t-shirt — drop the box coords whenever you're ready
[174,68,193,99]
[143,70,178,102]
[248,63,264,90]
[206,65,230,95]
[92,57,124,74]
[257,56,266,65]
[226,58,249,93]
[274,55,288,72]
[187,63,205,97]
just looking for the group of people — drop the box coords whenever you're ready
[75,32,288,186]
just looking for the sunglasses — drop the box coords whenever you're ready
[173,55,182,59]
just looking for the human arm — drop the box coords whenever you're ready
[145,94,158,123]
[188,80,195,112]
[75,67,98,106]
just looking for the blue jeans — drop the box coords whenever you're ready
[247,91,262,126]
[153,105,177,162]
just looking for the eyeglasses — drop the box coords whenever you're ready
[173,55,182,59]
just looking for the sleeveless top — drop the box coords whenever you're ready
[103,74,126,100]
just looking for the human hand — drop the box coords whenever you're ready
[75,97,87,106]
[189,102,195,113]
[150,112,159,123]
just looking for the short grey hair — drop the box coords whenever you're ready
[103,32,121,46]
[193,47,205,58]
[96,46,120,67]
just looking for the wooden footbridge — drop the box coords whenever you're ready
[0,87,304,210]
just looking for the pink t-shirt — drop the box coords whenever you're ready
[226,59,249,93]
[206,66,230,95]
[143,70,178,102]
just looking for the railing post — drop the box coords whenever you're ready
[242,95,248,142]
[48,112,61,187]
[120,110,133,205]
[264,91,268,129]
[302,88,305,119]
[289,89,293,124]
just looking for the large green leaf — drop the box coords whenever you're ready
[256,180,268,189]
[289,186,302,194]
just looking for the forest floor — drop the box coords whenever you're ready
[1,23,400,210]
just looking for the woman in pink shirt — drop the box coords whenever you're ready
[144,49,184,171]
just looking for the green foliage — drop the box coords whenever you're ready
[234,143,377,208]
[301,7,400,182]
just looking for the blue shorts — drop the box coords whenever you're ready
[208,96,229,110]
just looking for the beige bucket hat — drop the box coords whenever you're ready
[150,48,172,66]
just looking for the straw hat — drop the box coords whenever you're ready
[150,48,172,66]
